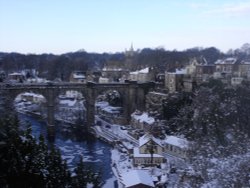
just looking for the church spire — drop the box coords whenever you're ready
[130,42,134,52]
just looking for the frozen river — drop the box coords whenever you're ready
[18,113,117,188]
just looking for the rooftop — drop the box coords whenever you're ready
[139,133,162,147]
[120,169,154,187]
[131,112,155,125]
[130,67,149,75]
[164,136,188,149]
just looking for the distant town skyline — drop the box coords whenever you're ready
[0,0,250,54]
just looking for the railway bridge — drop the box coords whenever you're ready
[0,81,156,138]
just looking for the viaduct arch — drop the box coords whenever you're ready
[0,81,155,138]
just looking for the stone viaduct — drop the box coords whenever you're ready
[0,81,156,138]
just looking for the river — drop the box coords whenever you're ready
[18,113,117,188]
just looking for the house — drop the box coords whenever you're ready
[69,71,86,83]
[214,58,238,78]
[95,101,126,124]
[165,68,187,93]
[19,92,45,104]
[98,76,110,83]
[129,67,154,82]
[63,90,83,100]
[7,72,25,83]
[133,134,164,166]
[195,62,215,83]
[231,77,243,86]
[56,97,85,123]
[101,64,129,82]
[186,58,199,75]
[164,135,189,159]
[186,57,215,82]
[15,92,46,114]
[120,170,155,188]
[130,111,155,132]
[238,60,250,79]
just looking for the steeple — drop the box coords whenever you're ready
[125,42,134,57]
[130,42,134,52]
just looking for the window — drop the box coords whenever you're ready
[170,145,173,151]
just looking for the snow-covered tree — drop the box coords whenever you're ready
[167,79,250,187]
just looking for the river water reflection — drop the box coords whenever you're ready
[18,113,117,188]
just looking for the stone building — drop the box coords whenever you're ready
[165,68,186,93]
[69,71,86,83]
[7,72,25,83]
[101,63,129,82]
[129,67,154,83]
[238,60,250,79]
[214,58,239,78]
[185,57,215,85]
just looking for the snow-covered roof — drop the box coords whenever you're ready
[102,67,123,71]
[131,112,155,125]
[164,136,188,149]
[8,72,24,76]
[99,77,109,81]
[139,133,163,147]
[102,106,122,114]
[73,73,85,79]
[168,68,187,75]
[120,170,154,187]
[130,67,149,75]
[148,92,168,97]
[95,101,109,108]
[215,58,237,65]
[59,99,77,107]
[176,68,187,74]
[240,60,250,65]
[133,147,164,158]
[27,78,47,83]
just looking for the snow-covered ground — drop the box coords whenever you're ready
[93,117,186,187]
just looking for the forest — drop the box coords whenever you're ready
[2,44,249,82]
[0,98,101,188]
[163,79,250,187]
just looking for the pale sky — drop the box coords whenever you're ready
[0,0,250,54]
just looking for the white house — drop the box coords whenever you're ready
[99,76,110,83]
[7,72,25,83]
[129,67,153,82]
[69,71,86,83]
[130,111,155,131]
[164,135,189,159]
[133,134,165,166]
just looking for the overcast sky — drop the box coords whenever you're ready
[0,0,250,54]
